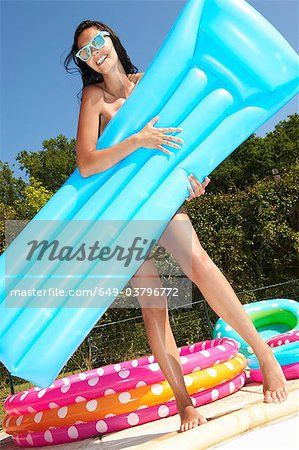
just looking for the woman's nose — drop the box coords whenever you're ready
[91,48,101,61]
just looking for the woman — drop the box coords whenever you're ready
[64,20,288,433]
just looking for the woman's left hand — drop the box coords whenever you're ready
[128,73,140,84]
[185,174,210,201]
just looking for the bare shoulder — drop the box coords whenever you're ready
[81,83,105,104]
[80,84,104,115]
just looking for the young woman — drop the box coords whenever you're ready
[64,20,288,433]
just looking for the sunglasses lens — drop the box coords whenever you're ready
[92,34,105,48]
[78,48,90,61]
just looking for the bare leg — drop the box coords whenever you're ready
[158,206,288,404]
[130,257,208,432]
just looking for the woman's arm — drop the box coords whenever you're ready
[76,85,140,178]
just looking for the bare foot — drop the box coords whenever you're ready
[258,349,288,403]
[176,401,208,432]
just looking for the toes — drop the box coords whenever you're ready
[181,420,202,432]
[190,421,198,430]
[276,390,284,402]
[179,414,207,432]
[283,386,289,399]
[280,387,288,402]
[180,422,191,432]
[264,390,273,403]
[271,391,279,403]
[264,387,289,404]
[187,421,195,431]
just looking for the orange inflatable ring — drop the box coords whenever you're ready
[4,353,246,434]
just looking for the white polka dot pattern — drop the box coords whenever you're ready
[68,426,79,439]
[2,338,245,442]
[250,328,299,382]
[4,337,238,416]
[6,353,247,437]
[86,400,97,412]
[11,372,246,447]
[44,430,53,443]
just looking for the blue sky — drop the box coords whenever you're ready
[0,0,298,180]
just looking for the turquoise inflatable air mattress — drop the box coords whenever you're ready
[0,0,298,387]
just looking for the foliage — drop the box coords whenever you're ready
[0,161,27,209]
[0,114,298,388]
[0,174,53,252]
[209,113,299,194]
[186,162,299,292]
[0,202,18,253]
[16,134,77,193]
[14,176,53,219]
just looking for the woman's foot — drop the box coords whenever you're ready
[176,399,208,432]
[258,348,288,403]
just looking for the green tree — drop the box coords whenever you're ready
[0,161,27,208]
[187,161,299,292]
[210,113,299,193]
[14,176,53,219]
[0,176,53,251]
[0,202,18,253]
[16,134,77,192]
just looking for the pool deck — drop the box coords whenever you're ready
[1,370,298,449]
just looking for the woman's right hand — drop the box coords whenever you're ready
[135,115,184,155]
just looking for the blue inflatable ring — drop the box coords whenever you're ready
[213,298,299,358]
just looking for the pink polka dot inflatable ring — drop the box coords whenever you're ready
[3,338,247,447]
[249,330,299,382]
[5,338,239,415]
[12,373,246,447]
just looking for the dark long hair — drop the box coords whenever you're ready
[63,20,139,102]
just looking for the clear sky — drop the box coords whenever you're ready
[0,0,298,180]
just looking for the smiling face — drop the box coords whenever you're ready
[76,26,116,74]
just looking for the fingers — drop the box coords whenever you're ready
[162,135,184,144]
[160,127,183,133]
[156,145,172,155]
[157,131,184,152]
[128,74,136,82]
[149,113,183,134]
[157,137,184,152]
[190,174,210,190]
[150,115,160,125]
[185,173,210,202]
[185,185,196,201]
[202,176,211,187]
[188,174,205,194]
[162,140,182,149]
